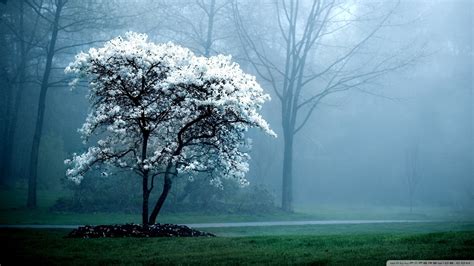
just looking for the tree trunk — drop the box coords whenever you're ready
[203,0,215,57]
[148,163,173,224]
[141,132,150,225]
[0,81,12,186]
[4,0,31,186]
[4,67,26,184]
[4,40,27,186]
[142,174,150,225]
[27,1,62,209]
[281,132,294,212]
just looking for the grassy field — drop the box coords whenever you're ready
[2,204,474,225]
[2,189,473,225]
[208,221,474,237]
[1,227,473,265]
[2,189,473,264]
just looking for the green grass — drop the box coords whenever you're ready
[2,189,473,264]
[294,204,474,221]
[1,228,472,265]
[207,222,474,237]
[3,205,473,225]
[2,189,473,225]
[1,208,354,225]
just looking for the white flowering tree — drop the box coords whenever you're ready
[65,32,275,225]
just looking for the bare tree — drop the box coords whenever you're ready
[24,0,121,208]
[0,0,43,186]
[149,0,233,57]
[233,0,421,211]
[26,0,65,208]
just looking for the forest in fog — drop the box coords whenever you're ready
[0,0,472,216]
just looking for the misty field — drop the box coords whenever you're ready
[2,188,473,226]
[1,189,473,264]
[1,0,472,265]
[1,228,473,265]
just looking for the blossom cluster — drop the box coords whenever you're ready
[65,32,275,187]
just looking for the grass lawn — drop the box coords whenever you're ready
[2,189,473,264]
[2,189,474,225]
[3,205,474,225]
[1,227,472,265]
[208,221,474,237]
[0,188,327,224]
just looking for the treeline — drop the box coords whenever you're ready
[1,0,424,212]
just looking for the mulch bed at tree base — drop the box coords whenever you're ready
[67,224,215,238]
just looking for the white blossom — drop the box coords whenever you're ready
[65,32,275,191]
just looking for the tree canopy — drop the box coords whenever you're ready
[64,32,275,224]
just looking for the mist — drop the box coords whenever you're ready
[1,0,472,221]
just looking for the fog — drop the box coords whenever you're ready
[0,0,472,220]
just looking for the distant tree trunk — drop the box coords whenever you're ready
[0,3,14,186]
[281,132,294,212]
[4,62,26,183]
[148,163,173,224]
[27,0,63,209]
[0,82,12,186]
[233,0,413,213]
[4,14,27,185]
[203,0,215,57]
[0,29,14,186]
[3,0,38,185]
